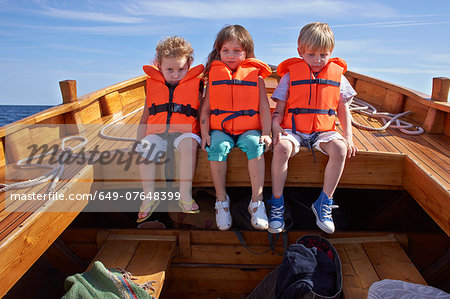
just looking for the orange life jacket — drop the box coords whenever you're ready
[143,64,204,135]
[277,57,347,134]
[208,58,271,135]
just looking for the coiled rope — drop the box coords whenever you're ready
[349,98,424,135]
[0,136,88,193]
[0,107,143,193]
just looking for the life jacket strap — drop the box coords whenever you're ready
[148,103,198,117]
[291,78,340,87]
[288,108,336,116]
[212,79,257,87]
[210,109,259,132]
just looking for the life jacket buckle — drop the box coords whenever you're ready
[171,103,182,113]
[149,103,157,115]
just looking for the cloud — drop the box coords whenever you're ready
[38,7,146,23]
[332,20,450,28]
[122,0,396,19]
[0,21,179,36]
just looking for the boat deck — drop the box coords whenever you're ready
[0,76,449,297]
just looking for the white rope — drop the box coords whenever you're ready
[1,107,143,193]
[1,136,88,193]
[99,107,143,142]
[349,98,424,135]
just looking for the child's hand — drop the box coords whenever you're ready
[260,134,272,152]
[201,134,210,152]
[272,123,287,145]
[345,138,358,158]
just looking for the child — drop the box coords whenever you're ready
[200,25,272,231]
[136,36,204,223]
[270,22,358,234]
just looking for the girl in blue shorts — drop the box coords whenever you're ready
[200,25,272,231]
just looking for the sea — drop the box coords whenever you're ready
[0,105,54,127]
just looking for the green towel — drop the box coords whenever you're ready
[62,261,154,299]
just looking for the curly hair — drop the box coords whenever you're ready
[153,36,194,66]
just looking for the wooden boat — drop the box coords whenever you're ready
[0,67,449,298]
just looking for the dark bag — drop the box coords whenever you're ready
[275,235,342,299]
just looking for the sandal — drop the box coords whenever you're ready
[215,195,232,230]
[136,200,160,223]
[177,198,200,214]
[248,200,269,230]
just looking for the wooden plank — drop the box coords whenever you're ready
[172,244,283,265]
[0,201,85,297]
[357,114,450,190]
[329,235,396,244]
[119,83,145,108]
[0,159,93,297]
[355,80,386,108]
[404,96,429,124]
[424,108,446,133]
[107,234,177,242]
[431,77,450,102]
[0,137,5,169]
[343,243,379,296]
[347,71,450,113]
[80,100,102,124]
[164,267,273,297]
[100,91,123,116]
[126,240,176,298]
[193,148,405,188]
[363,241,427,284]
[178,230,191,257]
[264,76,278,93]
[445,113,450,136]
[89,239,139,269]
[350,112,399,153]
[4,127,33,163]
[403,157,450,236]
[60,80,78,103]
[334,243,366,299]
[384,89,405,114]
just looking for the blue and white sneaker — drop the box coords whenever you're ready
[312,191,339,234]
[267,195,285,234]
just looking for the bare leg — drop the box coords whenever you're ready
[248,155,265,206]
[319,139,347,197]
[138,161,156,220]
[210,160,228,203]
[271,139,295,198]
[177,138,199,211]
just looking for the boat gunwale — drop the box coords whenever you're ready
[346,70,450,112]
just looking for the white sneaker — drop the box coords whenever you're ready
[248,200,269,230]
[215,195,232,230]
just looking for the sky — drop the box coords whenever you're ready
[0,0,449,105]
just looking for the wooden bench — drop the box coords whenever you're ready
[89,232,177,298]
[330,235,427,298]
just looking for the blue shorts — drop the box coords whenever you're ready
[206,130,264,161]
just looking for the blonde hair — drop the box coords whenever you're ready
[204,24,255,78]
[297,22,335,53]
[154,36,194,66]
